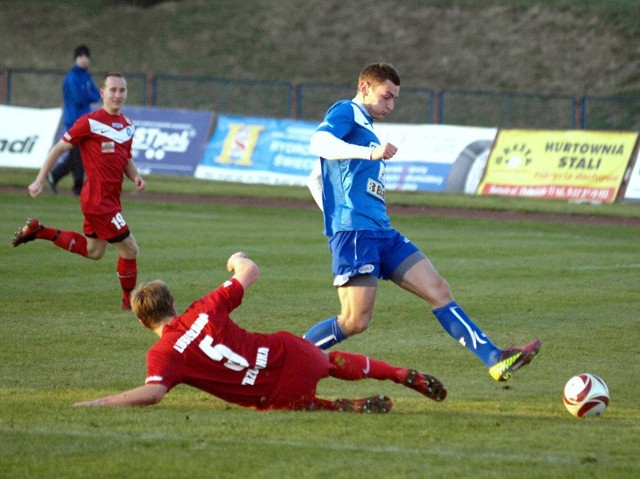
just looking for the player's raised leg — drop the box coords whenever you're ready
[328,351,447,402]
[12,217,89,256]
[399,257,541,381]
[433,302,542,381]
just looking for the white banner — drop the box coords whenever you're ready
[0,105,62,168]
[375,123,497,192]
[624,150,640,201]
[196,115,498,193]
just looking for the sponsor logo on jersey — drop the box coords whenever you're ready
[366,177,386,202]
[101,141,115,153]
[89,119,135,144]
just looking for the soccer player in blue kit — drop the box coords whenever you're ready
[304,62,541,382]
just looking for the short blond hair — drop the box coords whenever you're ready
[358,63,400,87]
[130,280,175,328]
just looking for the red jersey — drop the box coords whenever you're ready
[63,108,134,215]
[145,278,294,410]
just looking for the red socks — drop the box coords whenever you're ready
[117,257,137,306]
[37,227,88,256]
[328,351,402,382]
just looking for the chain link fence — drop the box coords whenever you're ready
[1,68,637,130]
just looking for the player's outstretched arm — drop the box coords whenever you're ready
[73,384,167,407]
[28,140,73,198]
[226,252,260,291]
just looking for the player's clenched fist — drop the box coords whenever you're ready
[370,142,397,161]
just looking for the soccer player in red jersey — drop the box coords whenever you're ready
[73,252,447,413]
[12,73,145,310]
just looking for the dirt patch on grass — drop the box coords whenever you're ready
[130,190,640,227]
[4,184,638,227]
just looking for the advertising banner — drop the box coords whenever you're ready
[0,105,62,168]
[623,150,640,202]
[478,130,638,203]
[124,106,215,176]
[195,114,318,186]
[375,123,497,193]
[196,114,498,191]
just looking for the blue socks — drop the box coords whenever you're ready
[433,301,501,367]
[304,303,501,365]
[304,316,346,349]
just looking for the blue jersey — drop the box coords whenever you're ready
[316,100,391,236]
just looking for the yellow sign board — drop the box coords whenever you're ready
[478,130,638,202]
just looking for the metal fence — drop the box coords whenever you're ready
[152,74,293,118]
[437,90,578,129]
[2,69,149,109]
[580,95,640,131]
[293,83,436,123]
[1,68,638,130]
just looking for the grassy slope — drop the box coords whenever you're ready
[0,0,639,97]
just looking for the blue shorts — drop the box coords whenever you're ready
[328,230,421,287]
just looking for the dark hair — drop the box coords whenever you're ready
[358,63,401,87]
[102,72,126,88]
[73,44,91,59]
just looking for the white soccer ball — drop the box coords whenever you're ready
[563,373,609,418]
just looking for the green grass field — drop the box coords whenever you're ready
[1,174,639,478]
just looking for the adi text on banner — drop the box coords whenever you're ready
[0,105,62,169]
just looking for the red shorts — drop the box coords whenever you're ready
[258,332,333,411]
[83,211,131,242]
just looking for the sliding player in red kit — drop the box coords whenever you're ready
[74,252,447,413]
[12,73,145,310]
